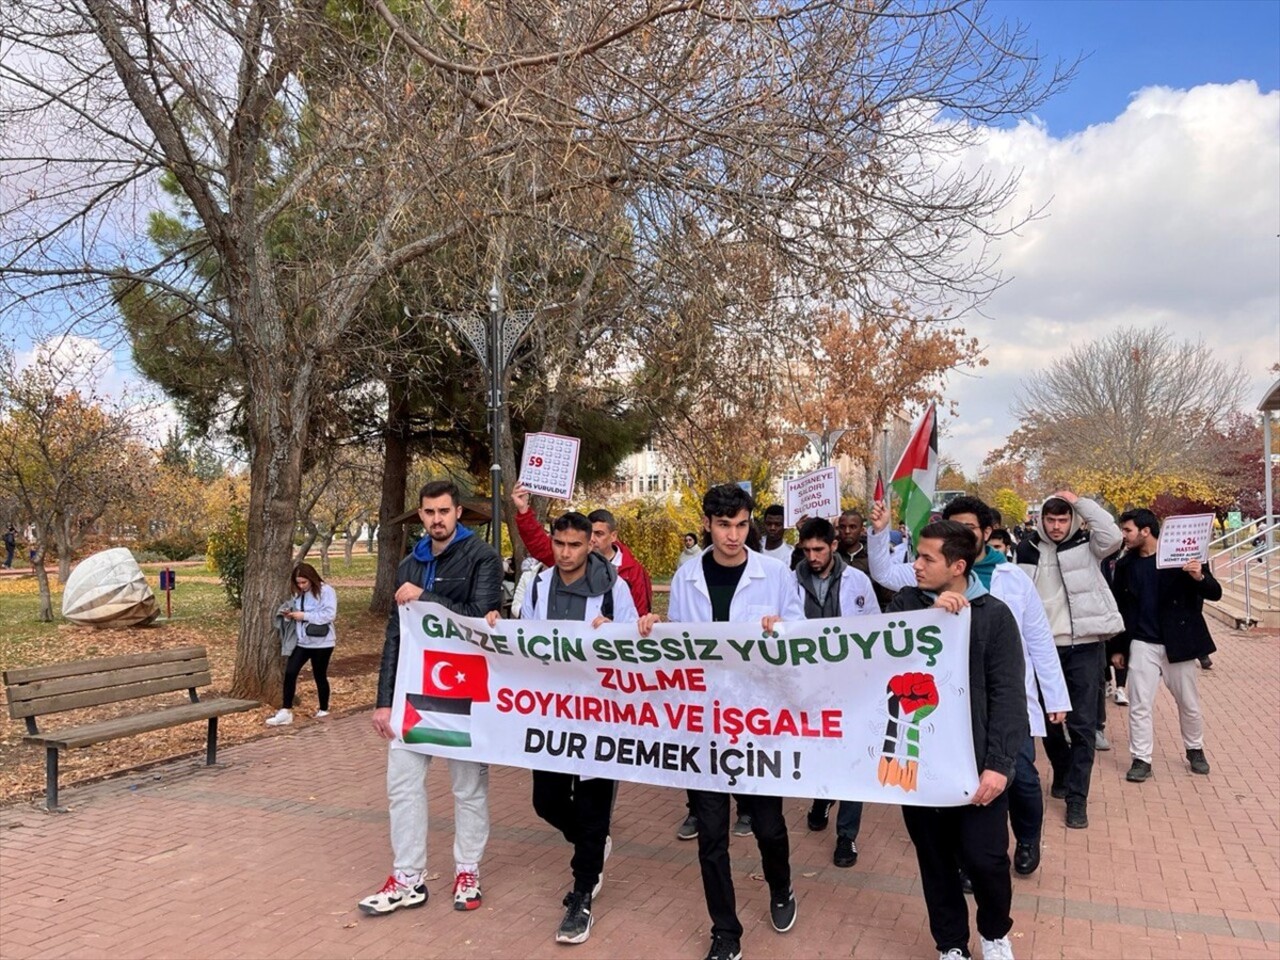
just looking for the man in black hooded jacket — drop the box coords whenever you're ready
[889,519,1027,960]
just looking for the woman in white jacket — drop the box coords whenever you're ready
[266,562,338,726]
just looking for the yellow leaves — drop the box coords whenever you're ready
[1064,469,1221,513]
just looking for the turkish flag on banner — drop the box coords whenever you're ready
[422,650,491,702]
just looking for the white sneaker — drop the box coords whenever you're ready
[981,935,1015,960]
[265,708,293,726]
[314,709,330,718]
[592,835,612,898]
[358,874,428,915]
[1114,687,1128,705]
[940,950,967,960]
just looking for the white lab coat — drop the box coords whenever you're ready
[791,564,881,618]
[668,548,804,623]
[519,568,638,623]
[867,529,1071,735]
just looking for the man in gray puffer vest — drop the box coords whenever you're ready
[1015,490,1124,830]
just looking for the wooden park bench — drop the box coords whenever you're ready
[3,646,258,810]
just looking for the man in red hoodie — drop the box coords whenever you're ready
[511,482,653,616]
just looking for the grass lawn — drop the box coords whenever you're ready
[0,567,387,806]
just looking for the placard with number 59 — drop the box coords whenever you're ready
[518,432,581,500]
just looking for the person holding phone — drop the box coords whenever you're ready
[266,561,337,726]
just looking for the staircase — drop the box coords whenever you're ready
[1207,522,1280,629]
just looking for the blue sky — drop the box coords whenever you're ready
[994,0,1280,134]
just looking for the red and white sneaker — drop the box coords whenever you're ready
[453,870,482,911]
[358,874,428,915]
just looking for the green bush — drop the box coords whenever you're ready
[206,506,248,609]
[141,533,206,562]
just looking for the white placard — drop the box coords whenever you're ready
[784,466,841,528]
[392,602,978,807]
[1156,513,1215,569]
[518,432,581,500]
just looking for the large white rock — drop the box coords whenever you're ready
[61,548,160,627]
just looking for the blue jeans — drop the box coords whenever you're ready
[1007,736,1043,844]
[836,799,864,840]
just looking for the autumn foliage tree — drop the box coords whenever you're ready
[777,304,986,501]
[0,345,153,620]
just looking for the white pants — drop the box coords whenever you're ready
[1126,639,1204,763]
[387,746,489,875]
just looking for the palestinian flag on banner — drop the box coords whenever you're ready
[889,402,938,548]
[402,650,490,748]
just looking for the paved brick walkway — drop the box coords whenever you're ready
[1,623,1276,960]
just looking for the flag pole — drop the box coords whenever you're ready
[881,423,891,517]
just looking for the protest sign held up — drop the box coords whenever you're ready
[1156,513,1215,569]
[784,466,841,528]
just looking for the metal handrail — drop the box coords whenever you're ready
[1212,541,1280,627]
[1210,520,1280,572]
[1206,519,1266,551]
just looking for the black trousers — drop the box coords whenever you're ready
[1042,641,1102,804]
[688,789,790,940]
[282,646,333,710]
[532,771,615,894]
[902,795,1014,952]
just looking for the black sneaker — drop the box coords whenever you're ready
[1126,759,1153,782]
[807,799,833,831]
[676,814,699,841]
[1065,800,1088,829]
[555,891,593,944]
[1013,840,1040,875]
[833,836,858,868]
[1187,749,1211,775]
[1049,779,1066,800]
[769,888,797,933]
[705,935,743,960]
[1199,656,1213,669]
[732,814,753,837]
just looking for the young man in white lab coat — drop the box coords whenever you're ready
[639,483,804,960]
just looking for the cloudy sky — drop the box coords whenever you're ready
[941,0,1280,473]
[5,1,1279,479]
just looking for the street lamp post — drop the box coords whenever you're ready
[798,426,848,469]
[412,286,538,554]
[488,281,502,552]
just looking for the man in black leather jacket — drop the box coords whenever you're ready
[358,480,503,917]
[1110,508,1220,782]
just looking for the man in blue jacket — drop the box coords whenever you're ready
[1111,508,1221,782]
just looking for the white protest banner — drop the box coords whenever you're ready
[391,602,978,807]
[784,466,841,528]
[1157,513,1215,569]
[518,432,581,500]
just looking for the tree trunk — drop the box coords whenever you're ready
[293,521,318,564]
[54,512,74,584]
[366,522,376,553]
[319,530,334,578]
[32,544,53,622]
[370,378,410,614]
[230,360,308,705]
[343,520,359,567]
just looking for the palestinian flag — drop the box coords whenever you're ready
[401,650,490,748]
[889,402,938,548]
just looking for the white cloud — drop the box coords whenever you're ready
[14,334,177,440]
[944,81,1280,477]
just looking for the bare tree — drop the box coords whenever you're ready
[1,0,1067,697]
[997,325,1246,504]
